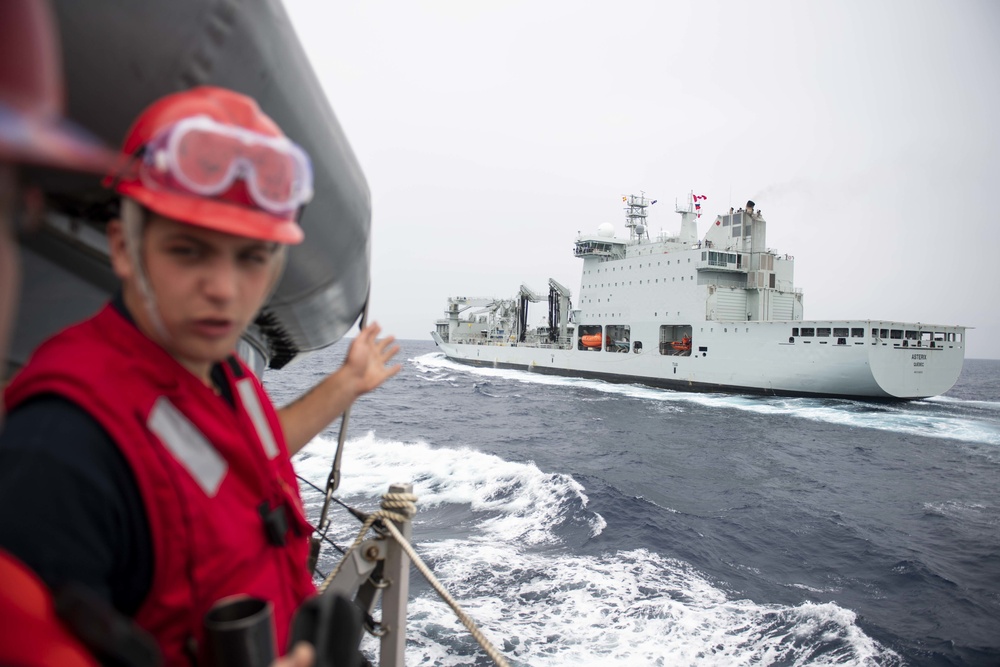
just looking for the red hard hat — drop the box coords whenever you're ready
[109,86,306,244]
[0,0,116,172]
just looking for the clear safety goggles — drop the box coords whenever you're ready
[141,115,313,215]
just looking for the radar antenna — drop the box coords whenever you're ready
[624,193,653,242]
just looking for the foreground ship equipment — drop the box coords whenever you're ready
[433,193,966,399]
[300,474,512,667]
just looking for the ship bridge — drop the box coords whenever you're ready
[574,237,626,259]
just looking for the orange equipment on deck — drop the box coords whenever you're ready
[581,333,603,348]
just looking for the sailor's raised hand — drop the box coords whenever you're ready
[343,322,402,397]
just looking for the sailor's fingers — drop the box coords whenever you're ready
[359,322,383,341]
[383,361,403,380]
[377,335,399,356]
[272,642,315,667]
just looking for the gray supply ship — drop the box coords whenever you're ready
[432,194,966,399]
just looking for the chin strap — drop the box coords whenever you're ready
[120,198,170,344]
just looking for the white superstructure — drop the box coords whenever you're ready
[431,194,966,399]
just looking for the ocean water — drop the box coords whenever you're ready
[264,341,1000,667]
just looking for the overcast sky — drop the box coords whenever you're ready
[284,0,1000,360]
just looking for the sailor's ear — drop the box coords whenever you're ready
[106,219,133,281]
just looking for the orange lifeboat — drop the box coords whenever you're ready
[671,335,692,352]
[581,333,603,348]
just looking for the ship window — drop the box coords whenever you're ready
[905,330,918,340]
[724,328,727,332]
[792,327,799,336]
[890,329,903,339]
[817,328,831,337]
[681,277,684,281]
[934,332,945,341]
[834,328,849,337]
[837,338,847,345]
[801,328,815,337]
[688,258,691,263]
[852,328,864,337]
[729,254,736,264]
[732,226,741,237]
[723,217,730,226]
[956,333,963,342]
[880,329,889,338]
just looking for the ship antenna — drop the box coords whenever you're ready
[624,192,652,242]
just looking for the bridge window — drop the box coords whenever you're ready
[801,328,815,337]
[817,328,831,337]
[905,330,918,340]
[792,327,799,336]
[851,328,864,337]
[834,327,849,337]
[890,330,903,339]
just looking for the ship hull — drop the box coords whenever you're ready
[432,320,965,400]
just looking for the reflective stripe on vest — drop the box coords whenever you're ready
[147,396,227,496]
[236,378,280,460]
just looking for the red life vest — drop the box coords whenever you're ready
[4,304,316,665]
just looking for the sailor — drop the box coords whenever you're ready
[746,200,756,217]
[0,86,400,665]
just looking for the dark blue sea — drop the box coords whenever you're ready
[265,341,1000,667]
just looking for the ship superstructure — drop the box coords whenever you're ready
[432,194,966,399]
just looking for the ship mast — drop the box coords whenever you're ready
[674,191,700,245]
[624,193,652,242]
